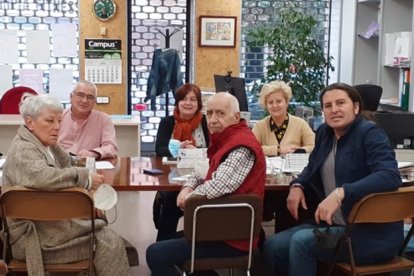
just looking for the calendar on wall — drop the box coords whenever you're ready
[84,39,122,84]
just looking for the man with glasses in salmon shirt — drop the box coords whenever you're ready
[58,80,118,160]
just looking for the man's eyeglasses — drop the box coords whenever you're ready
[73,92,96,102]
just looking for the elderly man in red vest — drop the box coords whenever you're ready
[146,92,266,276]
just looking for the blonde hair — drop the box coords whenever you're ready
[259,80,292,110]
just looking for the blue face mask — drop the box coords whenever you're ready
[168,139,181,158]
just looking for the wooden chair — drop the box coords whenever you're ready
[181,194,262,276]
[0,186,96,275]
[327,186,414,276]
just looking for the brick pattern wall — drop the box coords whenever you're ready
[1,0,338,150]
[0,1,79,91]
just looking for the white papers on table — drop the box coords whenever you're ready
[398,162,414,169]
[95,161,115,170]
[282,153,309,173]
[171,174,191,182]
[266,157,284,175]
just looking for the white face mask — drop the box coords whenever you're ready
[93,184,118,211]
[168,139,181,158]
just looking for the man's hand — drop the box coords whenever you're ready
[90,173,104,191]
[177,187,194,209]
[287,186,307,220]
[78,149,99,158]
[315,188,342,225]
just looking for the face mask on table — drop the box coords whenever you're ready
[168,139,181,158]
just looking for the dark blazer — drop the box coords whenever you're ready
[294,116,404,264]
[155,115,209,157]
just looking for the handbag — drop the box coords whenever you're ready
[313,227,344,249]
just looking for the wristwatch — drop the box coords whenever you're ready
[93,0,117,21]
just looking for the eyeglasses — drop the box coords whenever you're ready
[73,92,96,102]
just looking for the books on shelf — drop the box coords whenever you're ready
[399,68,411,111]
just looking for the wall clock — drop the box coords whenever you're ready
[93,0,117,21]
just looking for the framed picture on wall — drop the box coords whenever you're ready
[199,16,237,47]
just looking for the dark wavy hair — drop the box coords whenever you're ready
[319,83,364,115]
[174,83,203,113]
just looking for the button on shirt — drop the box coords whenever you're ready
[58,109,118,159]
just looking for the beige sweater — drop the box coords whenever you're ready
[3,126,129,276]
[252,114,315,156]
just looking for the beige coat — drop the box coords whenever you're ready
[252,114,315,156]
[3,126,129,276]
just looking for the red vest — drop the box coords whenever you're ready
[205,120,265,251]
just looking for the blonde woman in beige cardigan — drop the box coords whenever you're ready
[252,80,315,156]
[2,94,129,276]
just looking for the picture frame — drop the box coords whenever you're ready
[199,16,237,47]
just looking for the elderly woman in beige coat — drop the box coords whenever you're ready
[2,94,129,276]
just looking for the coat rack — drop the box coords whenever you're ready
[154,26,183,117]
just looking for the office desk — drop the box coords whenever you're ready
[0,115,140,157]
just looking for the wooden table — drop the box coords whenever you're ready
[104,156,291,192]
[102,156,293,232]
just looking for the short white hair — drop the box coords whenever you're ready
[259,80,292,110]
[210,92,240,113]
[19,94,63,119]
[72,80,98,96]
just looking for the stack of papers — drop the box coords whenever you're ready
[282,153,309,173]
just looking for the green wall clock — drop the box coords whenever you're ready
[93,0,117,21]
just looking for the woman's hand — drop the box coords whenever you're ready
[279,145,299,155]
[181,140,195,149]
[315,188,343,225]
[287,186,307,220]
[177,187,194,209]
[90,173,104,191]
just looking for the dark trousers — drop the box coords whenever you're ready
[153,191,184,241]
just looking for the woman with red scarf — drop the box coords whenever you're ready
[154,83,210,241]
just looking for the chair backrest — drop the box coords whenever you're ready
[354,84,383,112]
[0,186,95,221]
[0,186,95,274]
[0,86,38,114]
[347,186,414,224]
[183,194,262,273]
[184,194,262,242]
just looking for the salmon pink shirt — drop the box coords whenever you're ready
[58,109,118,159]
